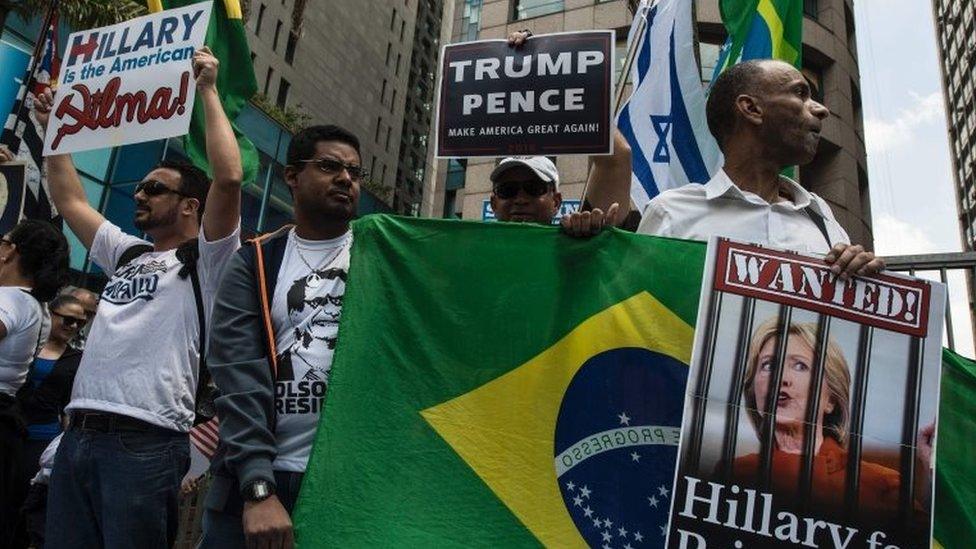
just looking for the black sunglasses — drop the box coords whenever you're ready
[53,311,86,328]
[295,158,368,181]
[134,179,189,198]
[493,180,552,199]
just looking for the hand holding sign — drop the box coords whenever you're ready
[33,88,53,131]
[192,46,218,91]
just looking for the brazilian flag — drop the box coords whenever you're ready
[293,216,705,546]
[934,349,976,548]
[148,0,259,183]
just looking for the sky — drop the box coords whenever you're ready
[853,0,974,356]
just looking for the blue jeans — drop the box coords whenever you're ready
[198,470,304,549]
[45,426,190,549]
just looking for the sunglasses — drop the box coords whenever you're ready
[493,180,552,199]
[134,179,189,198]
[53,311,86,329]
[295,158,368,181]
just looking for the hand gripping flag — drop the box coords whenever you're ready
[617,0,722,213]
[1,1,61,231]
[293,216,706,546]
[148,0,259,184]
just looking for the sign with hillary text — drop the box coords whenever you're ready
[42,2,212,156]
[667,238,945,549]
[435,31,614,158]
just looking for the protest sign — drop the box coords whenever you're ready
[666,238,945,549]
[435,31,613,158]
[481,198,580,223]
[42,2,212,156]
[0,162,26,232]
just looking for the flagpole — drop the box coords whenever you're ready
[578,0,650,213]
[6,0,58,135]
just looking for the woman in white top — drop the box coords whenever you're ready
[0,219,68,547]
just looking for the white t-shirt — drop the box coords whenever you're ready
[270,229,351,472]
[66,221,240,432]
[637,169,850,255]
[0,286,49,396]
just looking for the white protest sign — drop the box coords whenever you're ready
[42,2,212,156]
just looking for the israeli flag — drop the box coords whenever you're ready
[617,0,723,212]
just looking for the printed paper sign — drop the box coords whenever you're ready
[666,238,945,549]
[42,2,212,156]
[435,31,614,158]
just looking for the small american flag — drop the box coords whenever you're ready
[190,417,220,460]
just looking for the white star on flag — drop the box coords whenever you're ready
[648,495,658,508]
[566,481,575,491]
[580,486,592,498]
[618,526,628,537]
[658,485,670,498]
[604,518,613,529]
[593,518,602,528]
[630,451,640,462]
[634,532,644,542]
[618,411,631,425]
[602,531,612,542]
[624,544,634,549]
[660,525,668,536]
[573,496,583,507]
[583,506,594,518]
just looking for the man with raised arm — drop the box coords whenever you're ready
[35,47,244,548]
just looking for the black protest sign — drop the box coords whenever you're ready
[435,31,613,158]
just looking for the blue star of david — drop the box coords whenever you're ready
[649,115,672,163]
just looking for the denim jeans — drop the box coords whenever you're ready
[45,426,190,549]
[198,470,304,549]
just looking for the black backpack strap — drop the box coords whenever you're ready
[174,239,215,424]
[804,206,832,249]
[115,244,154,271]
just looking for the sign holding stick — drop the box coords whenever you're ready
[42,2,212,156]
[435,31,614,158]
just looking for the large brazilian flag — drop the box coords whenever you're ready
[293,216,706,546]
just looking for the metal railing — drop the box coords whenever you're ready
[883,251,976,353]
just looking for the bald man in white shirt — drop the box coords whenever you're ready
[636,59,883,279]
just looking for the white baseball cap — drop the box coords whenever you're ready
[490,156,560,190]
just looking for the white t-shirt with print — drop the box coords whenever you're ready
[270,229,351,472]
[66,221,240,432]
[0,287,49,396]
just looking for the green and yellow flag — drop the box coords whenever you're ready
[934,349,976,548]
[293,216,705,546]
[712,0,803,78]
[148,0,259,183]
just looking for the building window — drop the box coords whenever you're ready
[276,78,290,108]
[391,89,397,111]
[381,79,388,103]
[251,51,257,63]
[461,0,483,41]
[698,41,722,85]
[386,43,392,65]
[273,21,282,51]
[390,8,397,31]
[803,0,818,19]
[264,66,274,95]
[375,117,383,143]
[801,65,824,104]
[256,4,266,35]
[844,3,856,52]
[513,0,564,21]
[400,20,406,41]
[396,53,402,75]
[285,33,298,64]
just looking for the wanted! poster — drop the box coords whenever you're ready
[42,2,212,156]
[435,31,613,158]
[666,238,945,549]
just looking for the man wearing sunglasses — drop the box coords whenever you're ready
[199,124,363,549]
[29,48,244,548]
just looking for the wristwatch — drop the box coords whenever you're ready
[242,479,275,502]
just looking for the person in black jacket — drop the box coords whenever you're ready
[18,294,86,478]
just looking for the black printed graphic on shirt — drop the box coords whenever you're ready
[275,267,346,416]
[101,260,170,305]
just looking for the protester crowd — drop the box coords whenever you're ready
[0,31,886,549]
